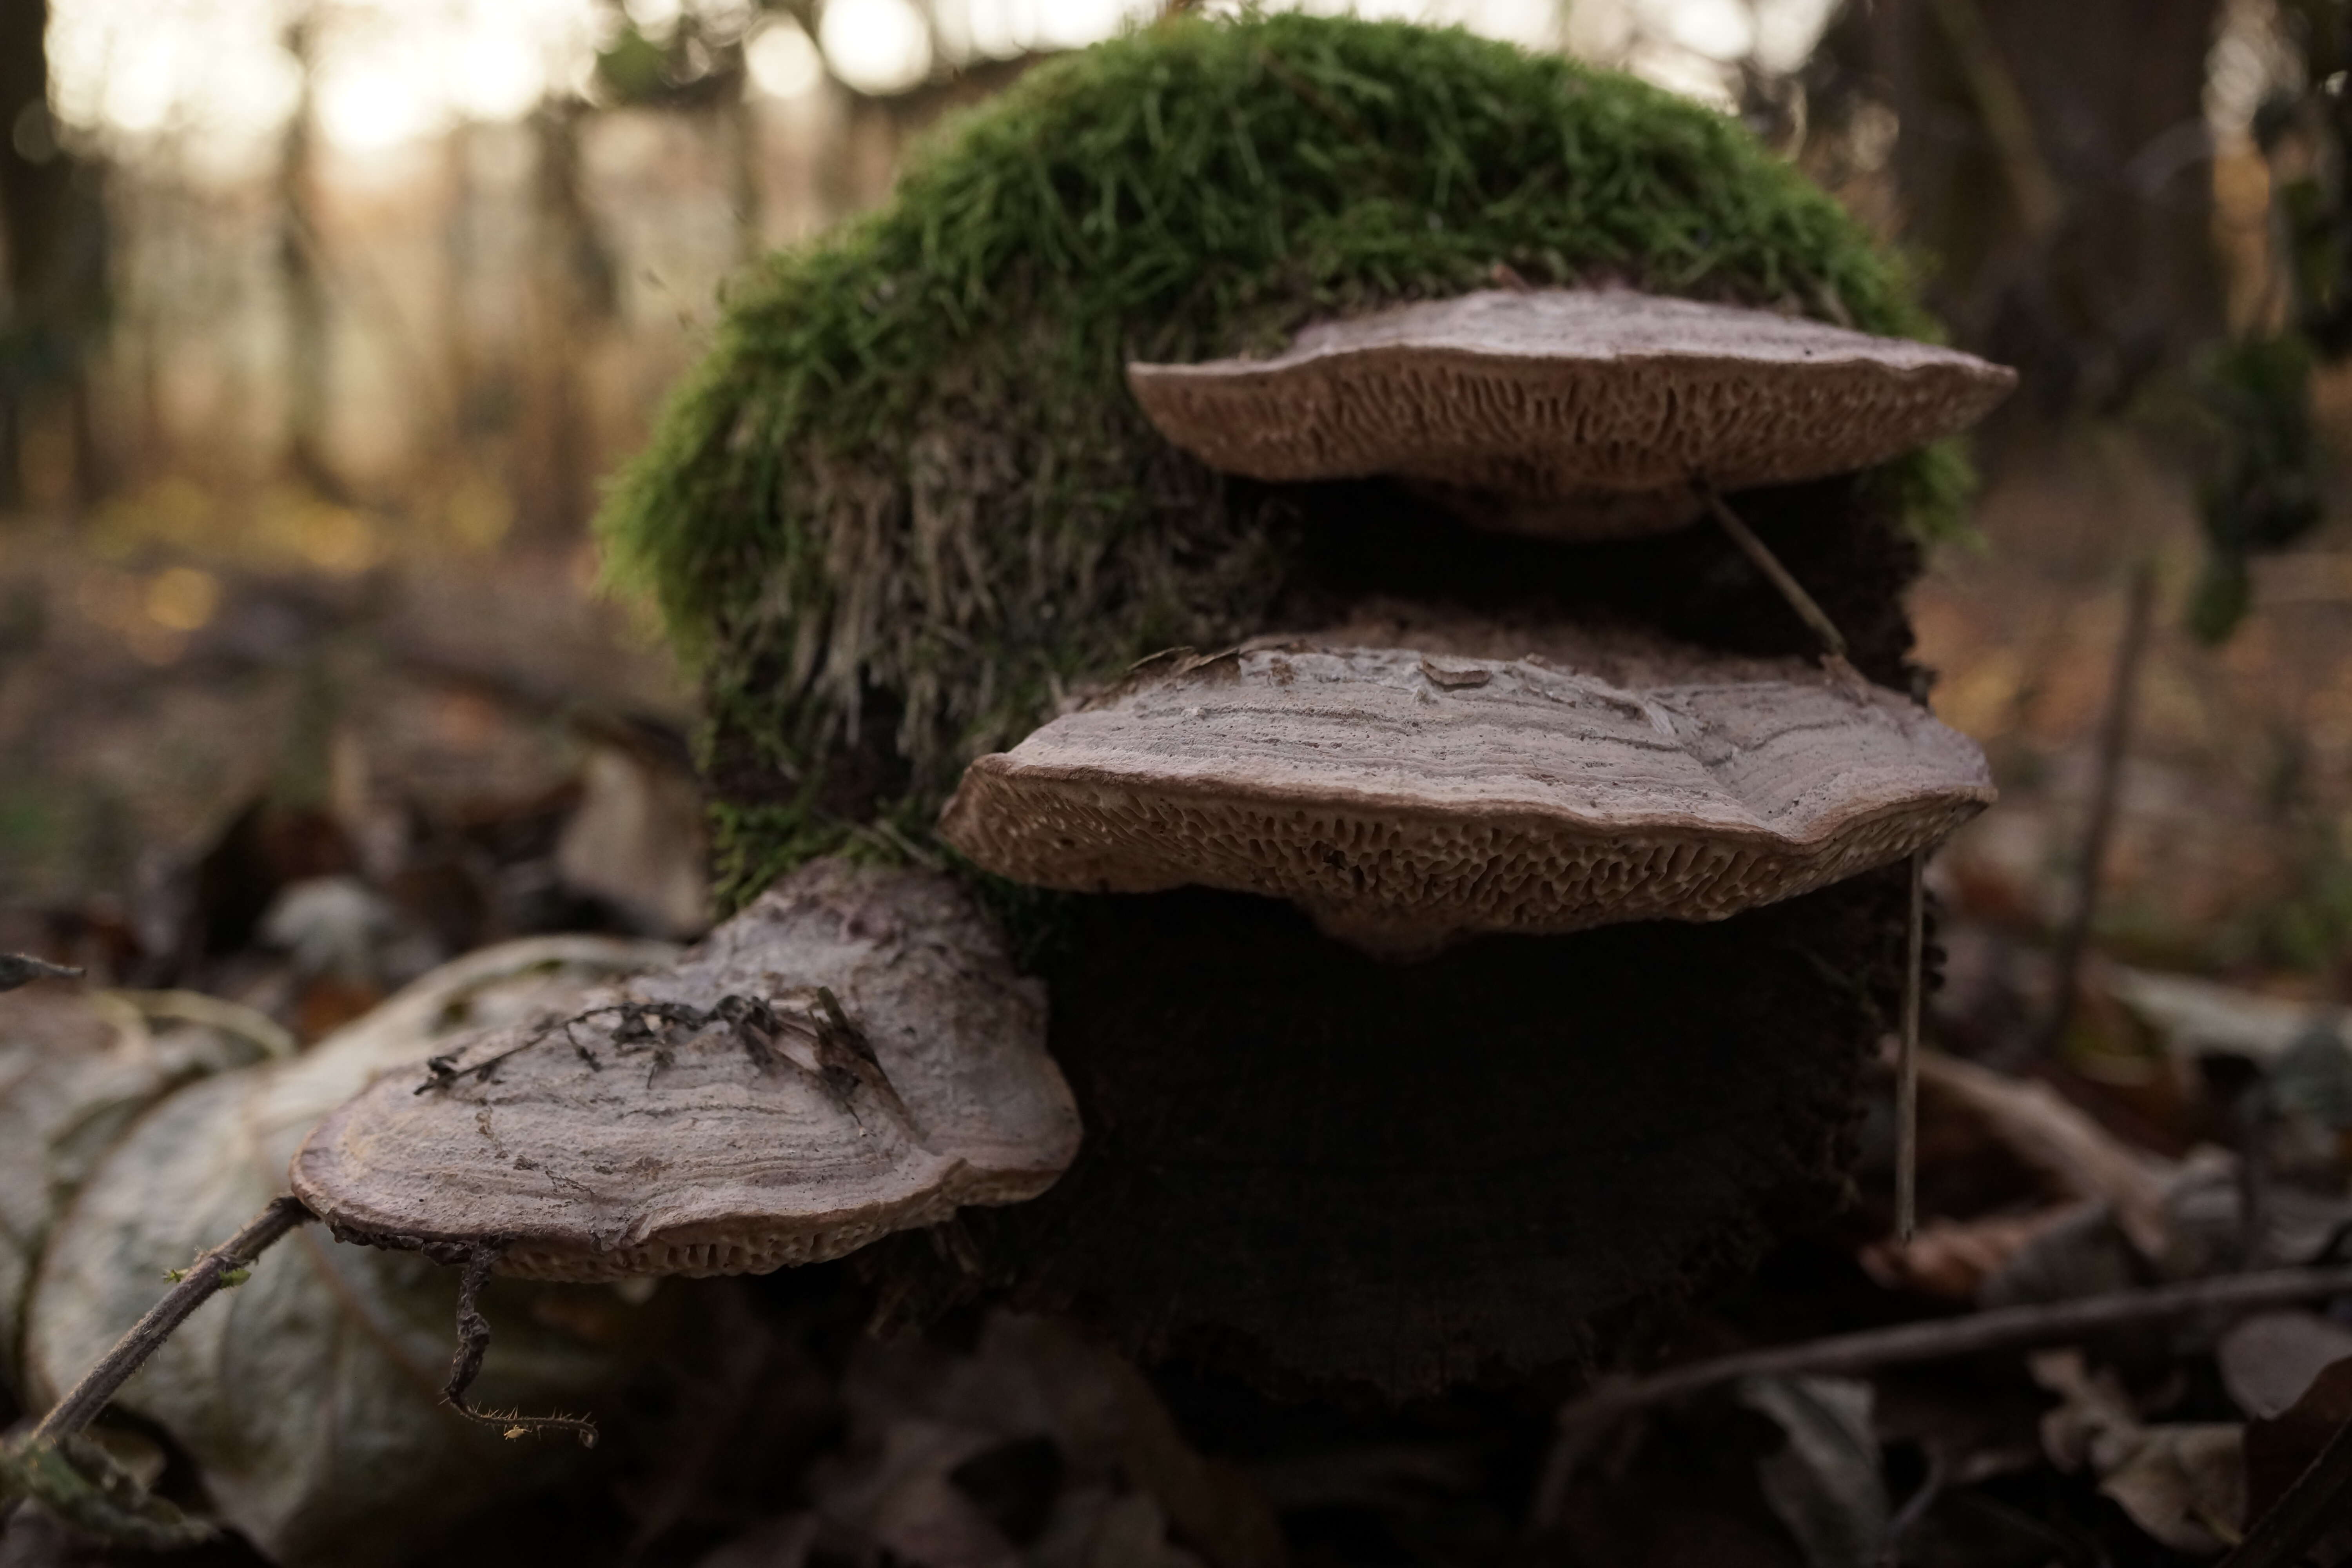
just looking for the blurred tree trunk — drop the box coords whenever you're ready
[438,122,491,478]
[278,12,342,501]
[723,89,764,267]
[1,0,105,514]
[515,99,618,543]
[1856,0,2226,423]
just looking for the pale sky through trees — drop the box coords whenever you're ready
[43,0,1843,176]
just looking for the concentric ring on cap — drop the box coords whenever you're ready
[290,860,1080,1281]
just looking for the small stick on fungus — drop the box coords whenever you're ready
[1689,482,1927,1242]
[1898,850,1924,1243]
[317,1230,599,1445]
[296,862,1077,1289]
[1693,480,1850,664]
[441,1243,598,1446]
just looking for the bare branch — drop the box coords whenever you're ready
[1530,1263,2352,1529]
[2,1197,312,1544]
[0,954,82,992]
[33,1196,312,1443]
[2221,1401,2352,1568]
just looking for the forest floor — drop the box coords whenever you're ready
[7,441,2352,1565]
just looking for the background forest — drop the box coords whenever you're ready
[11,1,2352,1565]
[3,0,2345,995]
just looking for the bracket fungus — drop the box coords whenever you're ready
[941,632,1992,955]
[290,859,1080,1281]
[579,13,2009,1394]
[1127,288,2017,539]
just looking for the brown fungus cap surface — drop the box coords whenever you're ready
[938,632,1993,956]
[290,859,1080,1281]
[1126,287,2016,538]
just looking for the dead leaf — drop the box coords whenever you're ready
[1860,1208,2085,1299]
[2110,968,2315,1066]
[555,744,710,938]
[2243,1355,2352,1540]
[1735,1376,1889,1568]
[1977,1155,2352,1315]
[1919,1053,2174,1259]
[695,1512,821,1568]
[818,1417,1025,1568]
[2220,1312,2352,1420]
[1978,1202,2142,1312]
[2032,1348,2244,1554]
[1,987,280,1386]
[20,934,676,1567]
[811,1313,1280,1568]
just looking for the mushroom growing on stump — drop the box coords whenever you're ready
[1127,287,2017,539]
[594,13,2006,1395]
[290,859,1079,1283]
[939,631,1993,957]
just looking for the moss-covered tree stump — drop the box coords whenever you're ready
[599,13,1964,1396]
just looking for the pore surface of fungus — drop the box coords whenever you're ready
[1127,288,2015,539]
[940,635,1991,953]
[290,860,1078,1281]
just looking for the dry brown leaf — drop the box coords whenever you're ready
[1,987,283,1385]
[2243,1354,2352,1544]
[2220,1312,2352,1420]
[1918,1053,2175,1259]
[1859,1207,2089,1299]
[810,1313,1280,1568]
[21,935,677,1567]
[2033,1348,2245,1554]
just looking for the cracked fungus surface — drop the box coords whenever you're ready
[289,859,1080,1281]
[1127,289,2015,535]
[939,641,1993,951]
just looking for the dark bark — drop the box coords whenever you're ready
[852,471,1932,1397]
[514,100,618,543]
[0,0,106,512]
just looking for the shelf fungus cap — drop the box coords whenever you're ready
[1127,288,2016,538]
[938,637,1994,956]
[289,859,1080,1281]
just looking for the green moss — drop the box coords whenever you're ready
[596,11,1967,909]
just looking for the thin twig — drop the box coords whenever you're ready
[1883,1447,1947,1564]
[2039,559,2156,1057]
[2238,1081,2274,1272]
[0,954,83,992]
[1693,485,1928,1241]
[2,1199,311,1547]
[1898,851,1925,1243]
[1528,1264,2352,1528]
[439,1243,598,1446]
[33,1197,312,1444]
[1696,482,1850,661]
[2220,1398,2352,1568]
